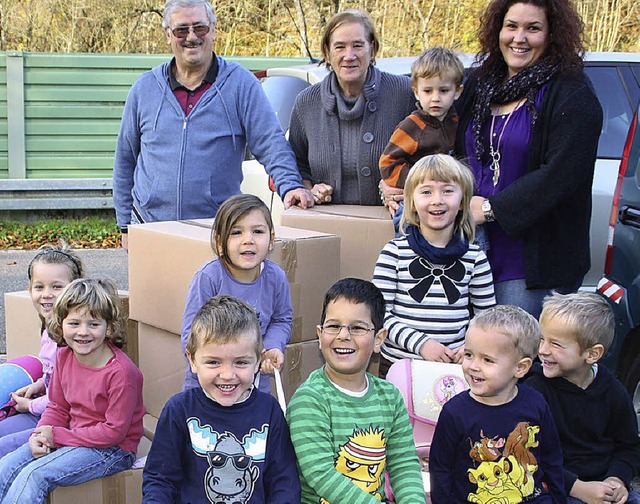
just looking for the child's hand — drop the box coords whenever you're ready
[571,478,619,503]
[29,433,50,458]
[14,378,45,399]
[451,345,465,364]
[29,426,55,458]
[379,179,403,212]
[33,425,55,448]
[604,476,628,503]
[10,392,33,413]
[261,348,285,375]
[419,339,454,363]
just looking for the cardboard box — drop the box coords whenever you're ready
[275,339,325,403]
[4,291,41,357]
[47,422,153,504]
[138,320,326,416]
[47,467,143,504]
[137,323,184,419]
[128,220,340,344]
[4,291,139,366]
[281,205,394,280]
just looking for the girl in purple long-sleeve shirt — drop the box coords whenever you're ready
[181,194,293,393]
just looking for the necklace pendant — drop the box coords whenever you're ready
[489,148,501,187]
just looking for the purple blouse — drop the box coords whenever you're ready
[465,85,548,283]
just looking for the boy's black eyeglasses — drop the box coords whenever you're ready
[320,324,375,336]
[170,24,211,39]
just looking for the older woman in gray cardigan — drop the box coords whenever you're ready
[288,10,415,206]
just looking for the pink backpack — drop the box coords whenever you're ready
[385,359,468,500]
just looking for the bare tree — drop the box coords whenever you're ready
[0,0,637,54]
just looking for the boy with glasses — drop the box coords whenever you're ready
[286,278,425,503]
[143,295,300,502]
[113,0,311,250]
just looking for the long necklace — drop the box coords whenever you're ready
[488,99,524,187]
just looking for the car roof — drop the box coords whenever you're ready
[266,52,640,85]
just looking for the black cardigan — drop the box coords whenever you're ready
[455,71,603,289]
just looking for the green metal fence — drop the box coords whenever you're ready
[0,52,307,182]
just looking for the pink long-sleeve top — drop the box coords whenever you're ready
[37,342,145,454]
[28,329,57,417]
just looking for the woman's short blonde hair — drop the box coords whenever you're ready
[319,9,380,69]
[400,154,475,242]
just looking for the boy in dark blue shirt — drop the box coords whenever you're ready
[430,305,565,503]
[143,295,300,503]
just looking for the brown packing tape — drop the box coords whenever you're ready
[102,472,128,504]
[289,283,301,315]
[290,317,303,344]
[285,343,303,395]
[181,219,215,229]
[278,238,297,281]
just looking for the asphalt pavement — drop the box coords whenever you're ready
[0,248,129,356]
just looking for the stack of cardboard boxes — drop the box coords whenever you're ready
[2,204,394,503]
[127,219,340,416]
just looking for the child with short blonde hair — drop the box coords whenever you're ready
[527,292,640,504]
[380,46,464,230]
[373,154,495,376]
[0,278,144,503]
[430,305,565,503]
[144,295,300,502]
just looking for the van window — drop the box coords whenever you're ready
[585,66,633,159]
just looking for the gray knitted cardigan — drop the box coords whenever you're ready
[288,66,415,205]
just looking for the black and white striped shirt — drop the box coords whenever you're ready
[373,237,496,362]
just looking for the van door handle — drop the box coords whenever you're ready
[619,206,640,228]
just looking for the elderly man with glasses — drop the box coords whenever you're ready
[113,0,312,249]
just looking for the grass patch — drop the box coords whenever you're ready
[0,217,121,250]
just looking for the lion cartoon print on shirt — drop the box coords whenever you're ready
[320,425,387,504]
[187,417,269,504]
[467,422,541,503]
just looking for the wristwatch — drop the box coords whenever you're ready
[482,199,495,223]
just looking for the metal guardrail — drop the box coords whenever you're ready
[0,179,113,210]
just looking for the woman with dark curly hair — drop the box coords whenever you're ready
[455,0,602,318]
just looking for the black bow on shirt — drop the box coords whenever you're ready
[408,257,466,304]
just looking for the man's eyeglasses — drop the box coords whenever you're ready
[170,24,211,39]
[320,324,375,336]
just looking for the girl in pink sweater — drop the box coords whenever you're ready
[0,278,145,503]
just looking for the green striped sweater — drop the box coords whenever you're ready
[286,368,426,503]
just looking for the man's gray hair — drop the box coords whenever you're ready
[163,0,217,29]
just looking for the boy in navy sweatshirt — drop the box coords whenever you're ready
[142,295,300,503]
